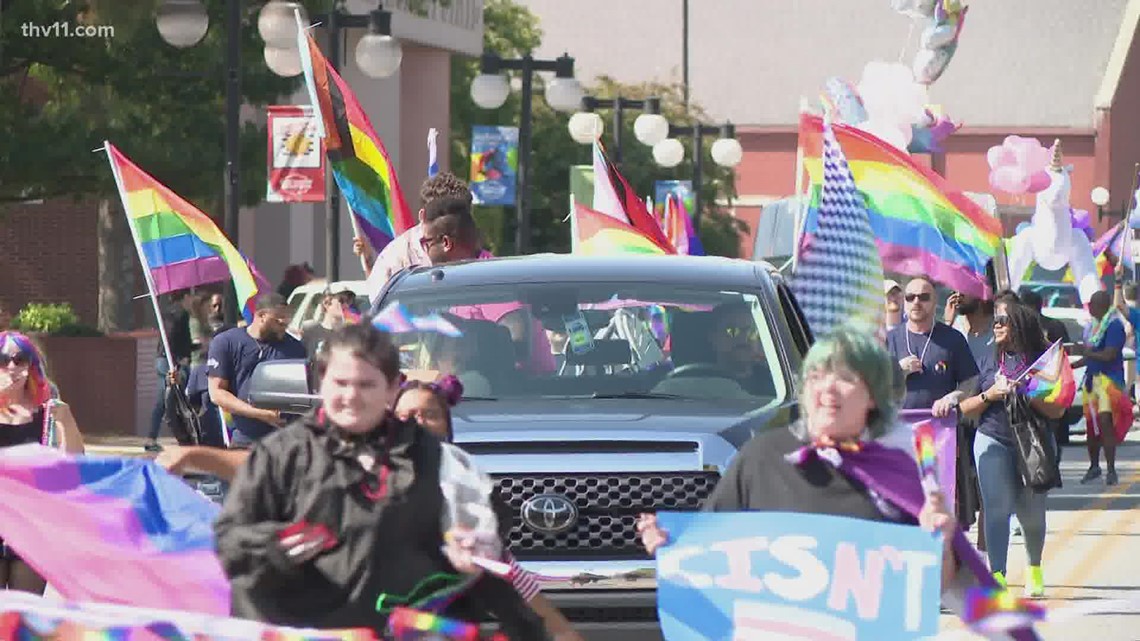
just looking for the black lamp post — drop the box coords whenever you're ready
[646,121,743,230]
[470,53,583,255]
[568,96,664,165]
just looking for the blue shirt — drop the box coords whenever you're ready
[886,322,979,410]
[206,327,306,443]
[975,351,1016,446]
[1083,317,1126,389]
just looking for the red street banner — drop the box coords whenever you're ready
[266,105,325,203]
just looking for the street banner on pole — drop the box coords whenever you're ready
[266,105,325,203]
[470,125,518,206]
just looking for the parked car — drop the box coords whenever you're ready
[247,254,813,641]
[284,279,370,338]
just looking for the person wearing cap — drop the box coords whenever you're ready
[883,279,904,332]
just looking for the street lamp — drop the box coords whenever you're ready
[155,0,209,48]
[470,52,581,254]
[645,122,743,229]
[1092,186,1111,222]
[567,96,665,165]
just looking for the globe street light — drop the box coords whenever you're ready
[155,0,209,48]
[469,52,579,254]
[643,121,742,229]
[569,96,662,165]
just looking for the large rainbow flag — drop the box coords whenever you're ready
[799,113,1003,297]
[297,15,414,253]
[572,203,672,256]
[0,445,228,614]
[105,143,265,322]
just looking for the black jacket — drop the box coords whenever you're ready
[214,411,546,639]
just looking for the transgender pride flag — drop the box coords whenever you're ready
[0,445,228,614]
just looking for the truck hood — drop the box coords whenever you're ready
[451,397,797,474]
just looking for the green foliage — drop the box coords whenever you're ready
[449,0,747,257]
[11,303,102,336]
[0,0,302,209]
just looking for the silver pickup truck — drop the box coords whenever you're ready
[247,254,813,641]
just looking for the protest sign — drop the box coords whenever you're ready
[656,511,943,641]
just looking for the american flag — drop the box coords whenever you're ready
[791,117,884,339]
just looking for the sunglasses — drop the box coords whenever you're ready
[904,293,933,303]
[0,353,30,368]
[993,314,1010,327]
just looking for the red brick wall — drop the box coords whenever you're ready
[0,199,100,326]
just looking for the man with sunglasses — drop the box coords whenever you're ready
[886,276,979,417]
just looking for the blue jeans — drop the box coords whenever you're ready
[973,431,1048,575]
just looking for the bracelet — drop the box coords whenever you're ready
[980,392,989,403]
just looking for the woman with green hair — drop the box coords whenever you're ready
[637,323,1006,601]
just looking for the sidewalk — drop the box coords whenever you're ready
[83,436,178,457]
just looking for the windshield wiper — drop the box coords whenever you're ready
[461,395,498,401]
[588,391,685,400]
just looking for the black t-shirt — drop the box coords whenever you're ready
[1040,316,1070,345]
[703,427,910,524]
[886,322,978,410]
[206,327,307,442]
[302,324,333,359]
[158,307,193,363]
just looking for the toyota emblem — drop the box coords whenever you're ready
[520,494,578,535]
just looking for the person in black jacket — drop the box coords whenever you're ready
[213,323,546,639]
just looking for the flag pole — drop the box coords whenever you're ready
[791,96,810,270]
[103,142,175,373]
[569,194,579,253]
[1119,163,1140,281]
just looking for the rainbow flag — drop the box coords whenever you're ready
[799,113,1003,298]
[0,445,228,614]
[572,203,672,256]
[1020,340,1076,408]
[297,16,414,254]
[662,193,704,256]
[105,143,265,322]
[591,140,675,253]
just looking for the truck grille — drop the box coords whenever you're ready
[494,472,720,560]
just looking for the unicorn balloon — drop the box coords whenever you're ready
[1007,140,1099,303]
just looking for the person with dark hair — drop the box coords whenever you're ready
[301,290,358,358]
[357,171,478,284]
[146,291,196,452]
[958,299,1065,597]
[276,263,316,299]
[1071,289,1132,486]
[1018,289,1070,345]
[207,293,306,448]
[212,323,547,639]
[886,277,979,417]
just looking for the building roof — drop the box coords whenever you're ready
[521,0,1129,128]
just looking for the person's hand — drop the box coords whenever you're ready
[166,370,180,386]
[931,395,958,418]
[352,236,375,262]
[636,513,669,555]
[1068,343,1087,357]
[442,528,487,575]
[986,374,1012,400]
[918,490,956,550]
[155,446,190,473]
[262,409,286,428]
[1116,261,1126,280]
[899,355,923,375]
[943,292,960,323]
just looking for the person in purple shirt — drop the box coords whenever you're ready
[207,293,307,448]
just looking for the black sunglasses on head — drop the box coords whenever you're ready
[904,293,932,303]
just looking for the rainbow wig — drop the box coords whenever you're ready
[0,331,52,406]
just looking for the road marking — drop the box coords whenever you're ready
[1048,473,1140,602]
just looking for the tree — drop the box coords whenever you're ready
[1,0,301,331]
[448,0,747,257]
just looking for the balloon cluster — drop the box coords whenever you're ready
[986,136,1052,195]
[893,0,969,85]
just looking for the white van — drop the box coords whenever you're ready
[285,280,370,338]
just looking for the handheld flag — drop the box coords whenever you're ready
[572,203,673,256]
[590,139,675,253]
[428,128,440,178]
[912,420,940,494]
[105,142,266,323]
[296,11,414,253]
[791,117,885,338]
[1018,339,1076,408]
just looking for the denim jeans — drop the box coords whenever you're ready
[973,430,1048,575]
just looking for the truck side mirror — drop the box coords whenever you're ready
[247,359,319,417]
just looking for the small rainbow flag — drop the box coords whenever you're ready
[572,203,673,256]
[105,143,266,322]
[799,113,1004,298]
[912,420,940,493]
[297,13,414,254]
[661,193,704,256]
[1020,339,1076,408]
[963,586,1047,632]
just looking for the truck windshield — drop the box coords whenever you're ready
[384,282,788,404]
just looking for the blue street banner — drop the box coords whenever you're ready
[656,511,943,641]
[653,180,694,221]
[470,125,519,206]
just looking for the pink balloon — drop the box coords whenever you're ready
[987,145,1016,169]
[990,166,1030,194]
[1026,171,1051,193]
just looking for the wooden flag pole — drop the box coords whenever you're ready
[103,142,176,374]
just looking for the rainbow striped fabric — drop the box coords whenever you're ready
[1021,340,1076,407]
[298,17,414,253]
[590,140,675,253]
[661,193,704,256]
[799,113,1004,298]
[572,203,672,256]
[105,143,265,322]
